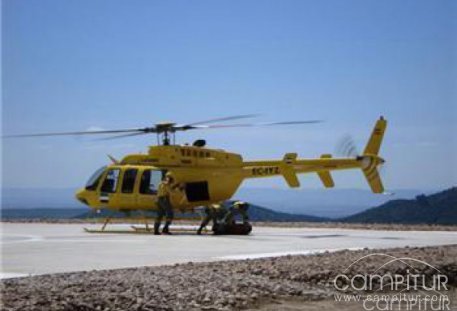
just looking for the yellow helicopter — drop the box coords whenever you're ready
[5,115,387,234]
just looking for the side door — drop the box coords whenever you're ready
[99,168,121,208]
[117,168,138,208]
[136,168,165,209]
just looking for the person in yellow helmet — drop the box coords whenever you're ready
[154,172,183,235]
[223,201,250,225]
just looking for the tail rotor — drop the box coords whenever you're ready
[336,117,388,194]
[335,134,360,158]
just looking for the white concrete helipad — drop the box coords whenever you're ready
[1,223,456,277]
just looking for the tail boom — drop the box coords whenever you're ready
[241,117,387,194]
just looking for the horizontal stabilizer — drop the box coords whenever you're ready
[282,153,300,188]
[283,169,300,188]
[317,155,334,188]
[317,171,334,188]
[283,153,298,164]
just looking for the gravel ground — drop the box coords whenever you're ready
[1,245,456,311]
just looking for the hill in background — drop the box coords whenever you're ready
[341,187,457,225]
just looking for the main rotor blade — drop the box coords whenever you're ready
[2,117,323,139]
[197,120,323,128]
[2,128,155,138]
[261,120,323,126]
[97,132,151,141]
[185,114,261,126]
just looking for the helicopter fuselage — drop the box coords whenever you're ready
[76,116,387,213]
[76,145,250,212]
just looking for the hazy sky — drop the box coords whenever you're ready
[2,0,456,191]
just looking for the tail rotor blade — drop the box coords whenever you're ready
[336,135,360,157]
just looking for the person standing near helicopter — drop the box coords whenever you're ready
[154,172,184,235]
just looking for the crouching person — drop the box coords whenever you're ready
[213,201,252,235]
[196,203,222,235]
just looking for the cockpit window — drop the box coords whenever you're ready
[85,166,106,191]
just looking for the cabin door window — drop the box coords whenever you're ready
[100,169,120,193]
[139,169,164,195]
[121,169,138,194]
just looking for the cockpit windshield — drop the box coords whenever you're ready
[85,166,107,191]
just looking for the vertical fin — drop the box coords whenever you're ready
[363,116,387,155]
[362,167,384,193]
[361,116,387,193]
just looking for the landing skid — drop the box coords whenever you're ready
[83,214,153,234]
[83,227,152,234]
[83,213,252,235]
[83,222,252,235]
[84,226,210,234]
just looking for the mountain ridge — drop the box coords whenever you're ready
[1,187,455,225]
[341,187,456,225]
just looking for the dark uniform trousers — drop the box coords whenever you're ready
[155,196,174,233]
[157,196,174,222]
